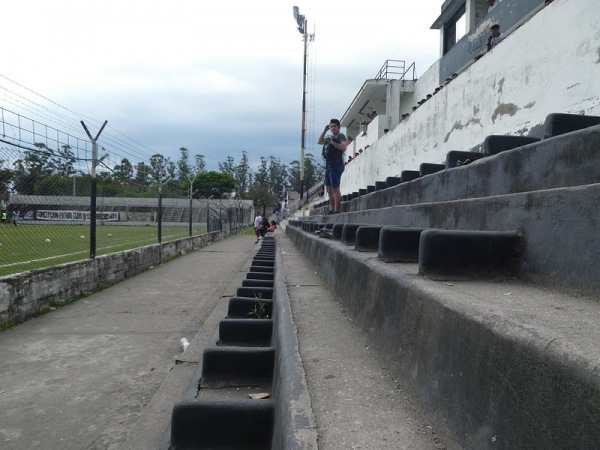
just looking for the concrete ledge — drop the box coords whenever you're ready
[378,227,425,263]
[218,319,273,346]
[419,229,522,280]
[286,225,600,449]
[170,399,274,449]
[354,226,384,252]
[200,346,275,386]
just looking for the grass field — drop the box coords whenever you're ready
[0,223,207,277]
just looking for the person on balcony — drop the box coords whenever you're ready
[486,24,506,52]
[318,119,348,215]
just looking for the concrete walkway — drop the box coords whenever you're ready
[0,231,452,449]
[0,235,258,450]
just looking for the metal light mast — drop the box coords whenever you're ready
[293,7,314,200]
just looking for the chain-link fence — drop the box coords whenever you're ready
[0,107,253,276]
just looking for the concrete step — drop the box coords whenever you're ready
[286,225,600,450]
[300,183,600,295]
[347,123,600,212]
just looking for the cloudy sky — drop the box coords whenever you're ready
[1,0,442,172]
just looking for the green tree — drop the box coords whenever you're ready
[135,162,151,186]
[268,156,288,201]
[149,154,169,184]
[33,174,72,195]
[234,151,252,198]
[289,153,324,192]
[218,156,235,178]
[177,147,191,182]
[113,158,134,181]
[52,144,77,177]
[247,184,276,216]
[193,171,235,199]
[12,143,53,194]
[254,157,269,186]
[194,154,206,173]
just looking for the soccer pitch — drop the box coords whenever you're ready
[0,223,207,277]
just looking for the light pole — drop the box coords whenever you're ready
[293,6,314,200]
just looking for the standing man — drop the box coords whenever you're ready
[318,119,348,215]
[486,24,506,52]
[253,210,262,243]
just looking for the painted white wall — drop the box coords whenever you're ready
[339,0,600,194]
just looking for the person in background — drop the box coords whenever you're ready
[487,0,498,13]
[253,211,262,243]
[318,119,348,215]
[486,24,506,52]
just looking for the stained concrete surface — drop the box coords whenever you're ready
[278,232,454,450]
[0,235,258,450]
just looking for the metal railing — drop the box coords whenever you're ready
[374,60,416,81]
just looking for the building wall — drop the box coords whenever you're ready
[340,0,600,194]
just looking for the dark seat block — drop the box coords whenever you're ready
[249,265,274,273]
[445,151,484,168]
[482,135,540,156]
[218,319,273,346]
[332,223,345,240]
[246,271,275,281]
[544,113,600,138]
[251,259,274,267]
[386,176,402,187]
[359,188,367,196]
[378,227,426,263]
[355,226,384,252]
[236,286,274,299]
[341,224,367,246]
[420,163,446,176]
[375,181,387,191]
[171,400,274,449]
[419,229,522,279]
[400,170,420,182]
[227,297,274,319]
[200,347,275,385]
[367,185,376,193]
[242,279,274,288]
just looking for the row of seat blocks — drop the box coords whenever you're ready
[289,221,522,280]
[313,112,600,208]
[169,237,277,450]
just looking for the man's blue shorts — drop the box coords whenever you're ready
[324,165,344,188]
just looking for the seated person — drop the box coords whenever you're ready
[267,221,277,232]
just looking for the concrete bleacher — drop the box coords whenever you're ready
[288,114,600,449]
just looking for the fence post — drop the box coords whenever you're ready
[81,120,107,259]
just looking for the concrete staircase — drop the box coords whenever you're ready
[287,114,600,449]
[165,237,314,450]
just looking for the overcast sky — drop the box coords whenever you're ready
[1,0,442,172]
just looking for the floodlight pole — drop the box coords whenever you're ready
[293,7,313,200]
[81,120,108,259]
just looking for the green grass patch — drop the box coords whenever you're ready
[0,223,207,276]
